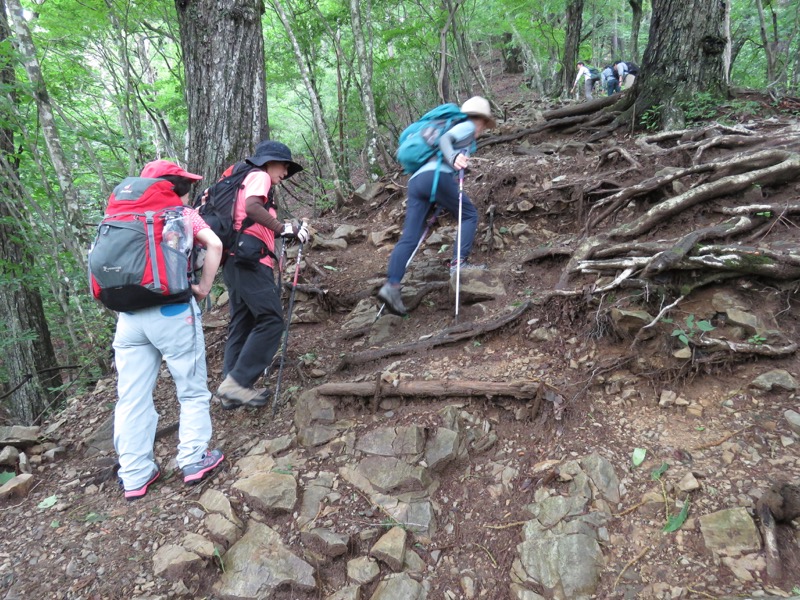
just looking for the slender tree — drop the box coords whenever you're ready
[0,0,60,424]
[174,0,269,179]
[272,0,349,206]
[628,0,643,61]
[561,0,585,94]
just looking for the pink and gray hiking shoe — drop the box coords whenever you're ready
[122,467,161,501]
[182,449,224,484]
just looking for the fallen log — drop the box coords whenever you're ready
[316,379,541,399]
[335,301,532,370]
[542,94,620,120]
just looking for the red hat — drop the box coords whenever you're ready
[140,159,202,180]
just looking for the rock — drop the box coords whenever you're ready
[751,369,798,392]
[699,508,761,555]
[214,521,315,597]
[347,556,380,585]
[356,426,426,457]
[784,409,800,436]
[678,472,701,492]
[0,426,40,447]
[370,226,400,247]
[152,544,203,580]
[354,182,383,205]
[451,269,507,303]
[609,309,654,337]
[300,528,349,558]
[232,471,298,513]
[326,585,362,600]
[182,532,217,559]
[331,224,363,242]
[0,445,20,467]
[235,452,276,478]
[313,236,348,251]
[356,456,431,494]
[424,428,460,472]
[0,473,34,500]
[369,526,407,572]
[659,390,677,407]
[369,573,426,600]
[580,452,621,503]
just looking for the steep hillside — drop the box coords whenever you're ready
[2,85,800,600]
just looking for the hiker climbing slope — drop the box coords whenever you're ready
[378,96,496,317]
[571,61,599,100]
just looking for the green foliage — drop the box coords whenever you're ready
[678,92,720,123]
[640,104,662,131]
[651,463,669,480]
[671,314,715,346]
[747,334,767,345]
[663,499,690,532]
[0,471,15,485]
[631,448,647,467]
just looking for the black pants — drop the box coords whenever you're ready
[222,260,284,387]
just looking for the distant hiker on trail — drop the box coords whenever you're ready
[216,141,309,409]
[377,96,496,317]
[107,159,225,501]
[614,60,638,89]
[601,64,620,96]
[571,61,598,101]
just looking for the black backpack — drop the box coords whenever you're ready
[192,161,275,255]
[625,61,640,75]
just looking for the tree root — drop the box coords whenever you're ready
[335,301,532,370]
[316,378,541,399]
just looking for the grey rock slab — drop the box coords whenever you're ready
[295,390,336,428]
[0,445,20,467]
[347,556,380,585]
[297,472,336,530]
[369,526,407,572]
[331,224,363,241]
[784,409,800,436]
[356,426,426,457]
[326,585,362,600]
[205,513,243,548]
[580,452,621,503]
[314,237,348,251]
[698,507,761,555]
[516,525,603,599]
[0,426,40,447]
[510,583,547,600]
[235,453,276,478]
[233,472,297,513]
[356,456,431,495]
[182,532,216,559]
[342,299,381,331]
[424,428,460,472]
[609,308,654,337]
[751,369,798,392]
[199,489,243,527]
[0,473,34,500]
[247,434,294,456]
[300,528,349,558]
[451,269,507,303]
[152,544,204,580]
[214,520,315,598]
[369,573,426,600]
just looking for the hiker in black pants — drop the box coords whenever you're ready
[377,96,496,316]
[216,141,309,409]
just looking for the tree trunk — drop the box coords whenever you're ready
[0,0,59,425]
[561,0,584,96]
[175,0,269,180]
[629,0,727,130]
[271,0,349,207]
[349,0,390,176]
[5,0,86,245]
[628,0,643,61]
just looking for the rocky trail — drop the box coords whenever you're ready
[2,83,800,600]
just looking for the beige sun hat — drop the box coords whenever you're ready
[460,96,496,129]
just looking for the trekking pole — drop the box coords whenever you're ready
[454,167,464,324]
[374,207,441,321]
[272,241,303,417]
[262,240,288,382]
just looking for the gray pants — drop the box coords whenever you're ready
[113,298,212,490]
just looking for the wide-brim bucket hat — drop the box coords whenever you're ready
[460,96,497,129]
[140,159,203,180]
[246,140,304,178]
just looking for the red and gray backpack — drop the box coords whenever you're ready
[88,177,192,311]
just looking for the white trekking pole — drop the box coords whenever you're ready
[455,167,464,323]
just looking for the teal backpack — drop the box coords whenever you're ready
[396,103,477,201]
[396,103,468,175]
